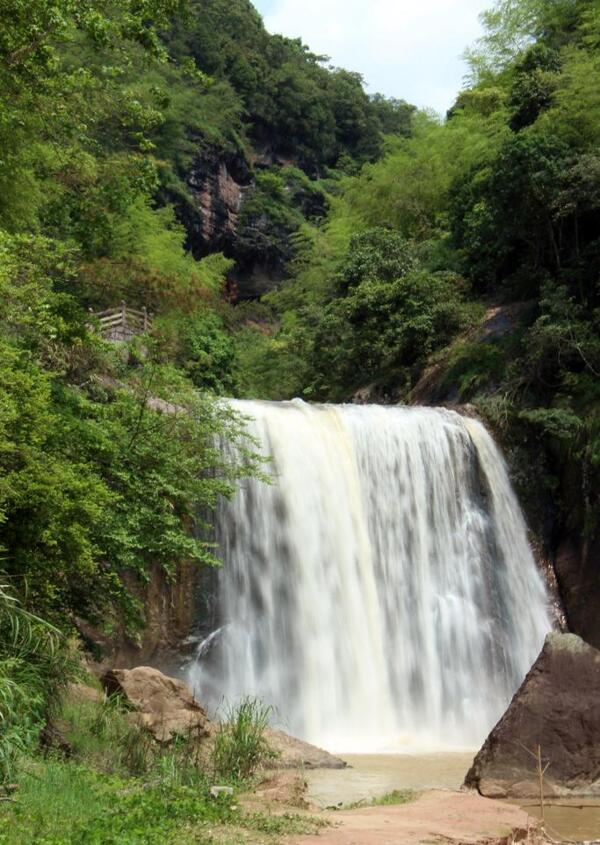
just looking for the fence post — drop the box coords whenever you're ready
[143,306,148,332]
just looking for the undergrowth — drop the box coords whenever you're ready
[0,688,323,844]
[344,789,416,810]
[213,697,277,780]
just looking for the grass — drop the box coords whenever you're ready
[0,688,327,844]
[0,760,238,845]
[212,697,278,780]
[0,759,328,845]
[343,789,416,810]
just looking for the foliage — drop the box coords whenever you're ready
[231,0,600,545]
[212,697,275,781]
[0,582,74,784]
[241,225,476,401]
[166,0,412,173]
[0,685,326,844]
[0,762,235,845]
[0,231,263,628]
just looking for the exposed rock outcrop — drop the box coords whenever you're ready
[102,666,212,743]
[464,632,600,798]
[80,558,219,674]
[101,665,347,770]
[175,146,252,259]
[263,729,347,770]
[554,531,600,650]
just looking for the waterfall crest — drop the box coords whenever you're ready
[189,401,551,752]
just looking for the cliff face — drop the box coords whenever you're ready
[172,142,328,300]
[85,561,217,676]
[176,147,252,261]
[555,532,600,650]
[173,146,293,299]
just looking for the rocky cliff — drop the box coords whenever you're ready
[173,146,252,261]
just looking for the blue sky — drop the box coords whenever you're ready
[252,0,492,113]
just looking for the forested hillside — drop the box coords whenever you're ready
[0,0,412,621]
[0,0,415,796]
[240,0,600,644]
[1,0,599,830]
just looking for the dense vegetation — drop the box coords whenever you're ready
[0,0,413,631]
[243,0,600,556]
[0,0,414,820]
[1,0,599,835]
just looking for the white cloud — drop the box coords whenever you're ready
[259,0,490,113]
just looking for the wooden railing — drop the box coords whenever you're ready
[87,302,153,341]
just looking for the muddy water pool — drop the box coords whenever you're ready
[306,752,475,807]
[306,754,600,841]
[520,799,600,841]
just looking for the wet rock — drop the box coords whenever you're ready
[464,633,600,797]
[102,666,211,743]
[263,728,347,770]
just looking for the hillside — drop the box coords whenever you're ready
[0,0,599,838]
[234,0,600,648]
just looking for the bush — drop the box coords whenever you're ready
[212,697,275,781]
[0,581,73,785]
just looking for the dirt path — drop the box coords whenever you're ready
[291,789,540,845]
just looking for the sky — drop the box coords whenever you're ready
[252,0,492,114]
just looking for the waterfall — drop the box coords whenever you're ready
[189,400,551,753]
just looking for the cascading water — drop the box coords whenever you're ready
[189,400,551,753]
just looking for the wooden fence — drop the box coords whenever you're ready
[87,302,153,341]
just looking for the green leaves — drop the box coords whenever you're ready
[0,230,261,629]
[336,228,415,291]
[0,578,71,783]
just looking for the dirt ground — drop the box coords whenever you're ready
[289,789,541,845]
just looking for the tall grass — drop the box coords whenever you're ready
[62,693,210,786]
[0,580,73,784]
[212,696,275,781]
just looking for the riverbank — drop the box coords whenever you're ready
[291,789,540,845]
[303,754,600,844]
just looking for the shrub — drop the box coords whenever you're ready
[212,697,275,781]
[0,581,73,785]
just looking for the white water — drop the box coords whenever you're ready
[189,400,551,753]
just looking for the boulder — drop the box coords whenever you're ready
[102,666,211,743]
[263,728,347,770]
[101,666,348,770]
[464,632,600,798]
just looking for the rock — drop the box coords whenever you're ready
[178,146,252,259]
[209,786,234,798]
[102,666,347,770]
[102,666,211,743]
[464,632,600,797]
[67,682,104,704]
[263,728,347,770]
[554,531,600,650]
[40,721,72,757]
[253,772,309,808]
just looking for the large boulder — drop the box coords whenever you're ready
[264,728,347,770]
[464,633,600,798]
[101,666,348,770]
[102,666,211,743]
